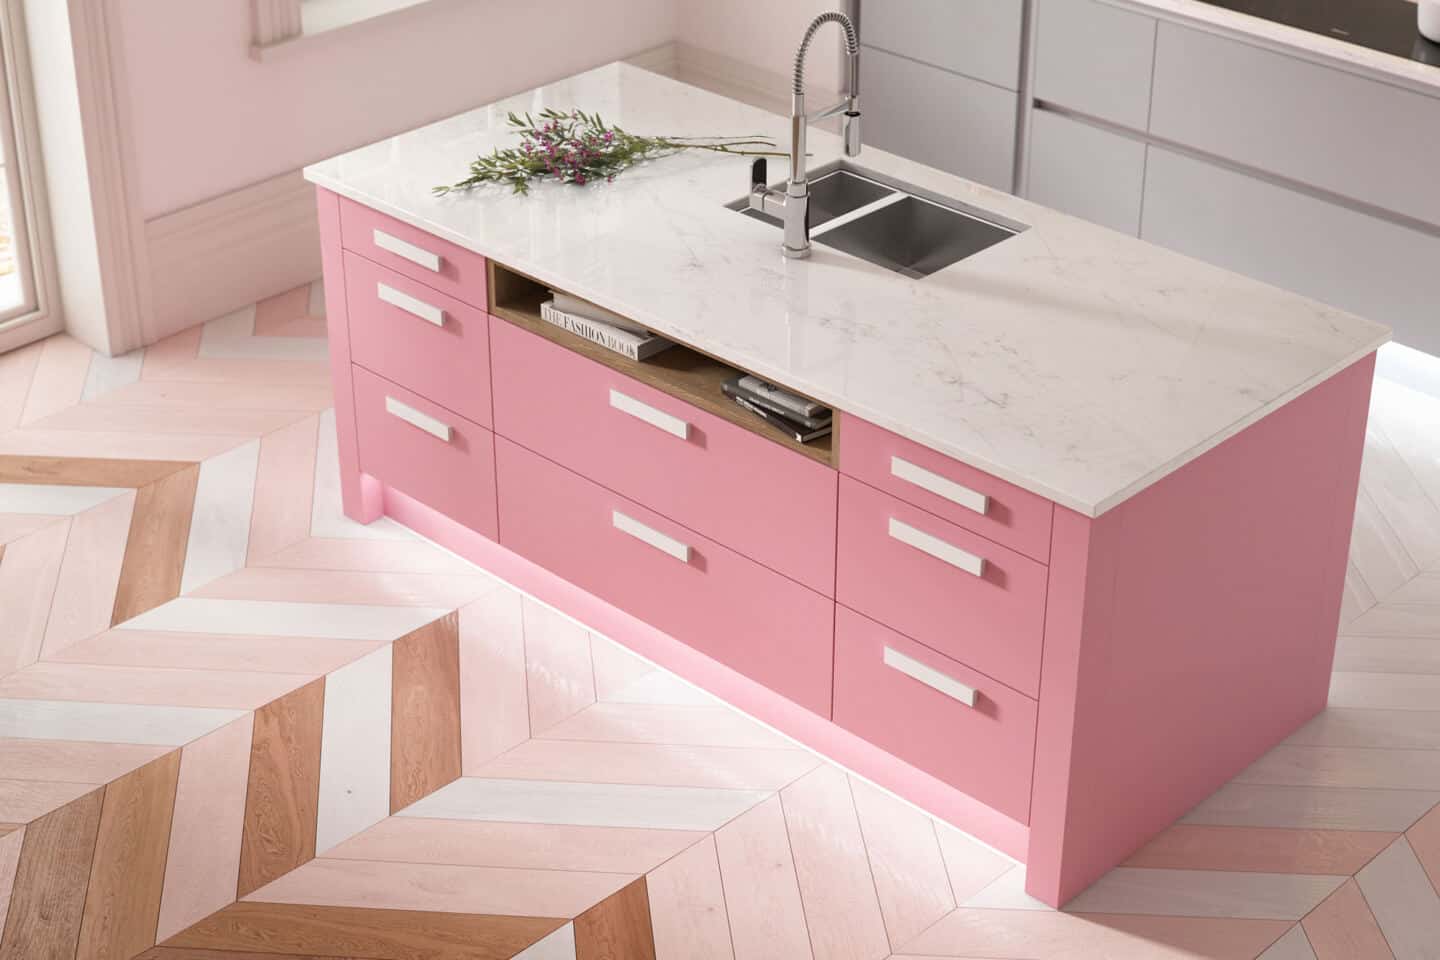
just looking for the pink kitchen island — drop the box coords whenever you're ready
[303,63,1389,907]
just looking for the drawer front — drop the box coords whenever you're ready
[862,0,1025,90]
[1141,146,1440,357]
[339,199,488,309]
[836,476,1047,697]
[345,251,492,427]
[489,317,838,596]
[352,365,498,539]
[1034,0,1156,130]
[840,414,1053,564]
[861,46,1018,192]
[495,437,835,716]
[833,606,1037,822]
[1150,22,1440,228]
[1027,109,1147,237]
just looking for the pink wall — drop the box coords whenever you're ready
[114,0,679,219]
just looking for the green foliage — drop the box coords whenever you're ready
[435,108,782,196]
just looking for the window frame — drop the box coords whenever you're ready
[0,0,58,349]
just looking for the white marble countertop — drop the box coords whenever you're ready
[1111,0,1440,97]
[305,63,1388,517]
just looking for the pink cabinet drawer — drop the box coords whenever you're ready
[345,251,491,427]
[495,436,835,716]
[339,199,487,309]
[490,318,837,596]
[352,365,497,539]
[836,476,1047,697]
[833,606,1037,823]
[840,414,1053,564]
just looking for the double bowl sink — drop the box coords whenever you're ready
[729,162,1026,279]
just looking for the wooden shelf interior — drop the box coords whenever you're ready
[487,261,834,467]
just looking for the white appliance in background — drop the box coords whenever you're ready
[1421,0,1440,43]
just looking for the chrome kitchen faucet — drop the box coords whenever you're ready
[749,11,862,259]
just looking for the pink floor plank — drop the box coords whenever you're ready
[538,701,798,751]
[778,765,891,960]
[0,738,169,784]
[645,835,735,960]
[933,820,1017,903]
[1300,879,1395,960]
[0,516,60,547]
[156,714,255,942]
[189,567,496,608]
[247,415,319,563]
[849,777,957,949]
[140,357,330,386]
[264,315,330,338]
[473,738,821,792]
[29,402,313,437]
[713,796,814,960]
[0,662,315,710]
[251,537,480,575]
[1124,824,1400,876]
[0,340,43,432]
[253,285,314,336]
[1407,803,1440,895]
[39,491,135,658]
[0,520,69,676]
[0,429,249,462]
[141,327,203,379]
[49,629,383,676]
[20,335,92,426]
[326,816,705,874]
[905,909,1294,960]
[459,590,530,773]
[245,856,634,919]
[91,379,333,412]
[523,599,596,734]
[0,778,97,823]
[590,637,657,701]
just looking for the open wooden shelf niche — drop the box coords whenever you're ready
[487,260,836,467]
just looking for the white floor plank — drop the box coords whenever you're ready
[515,922,576,960]
[179,439,260,593]
[1355,837,1440,960]
[1062,868,1344,920]
[310,410,416,542]
[0,484,130,516]
[1287,708,1440,750]
[316,645,393,853]
[1236,745,1440,791]
[1181,782,1440,831]
[0,697,244,746]
[1330,672,1440,712]
[115,598,450,641]
[398,777,773,832]
[80,349,145,402]
[1257,925,1318,960]
[1333,634,1440,675]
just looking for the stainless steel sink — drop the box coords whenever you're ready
[738,168,893,230]
[731,162,1024,278]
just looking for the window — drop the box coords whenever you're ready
[0,0,52,339]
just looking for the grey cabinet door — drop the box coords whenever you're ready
[1141,147,1439,354]
[1033,0,1157,130]
[862,45,1018,191]
[862,0,1026,90]
[1026,109,1147,235]
[1149,22,1440,229]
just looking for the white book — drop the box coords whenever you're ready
[540,301,674,362]
[551,292,651,336]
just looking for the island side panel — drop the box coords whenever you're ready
[1025,353,1375,907]
[317,188,382,524]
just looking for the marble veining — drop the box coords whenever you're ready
[304,63,1388,516]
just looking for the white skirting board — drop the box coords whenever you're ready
[144,170,322,344]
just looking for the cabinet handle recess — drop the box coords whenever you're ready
[888,517,985,577]
[373,229,442,272]
[385,396,452,442]
[377,282,445,326]
[883,645,977,707]
[612,510,691,562]
[891,456,989,515]
[609,389,690,440]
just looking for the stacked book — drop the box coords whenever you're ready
[540,292,674,362]
[722,375,832,444]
